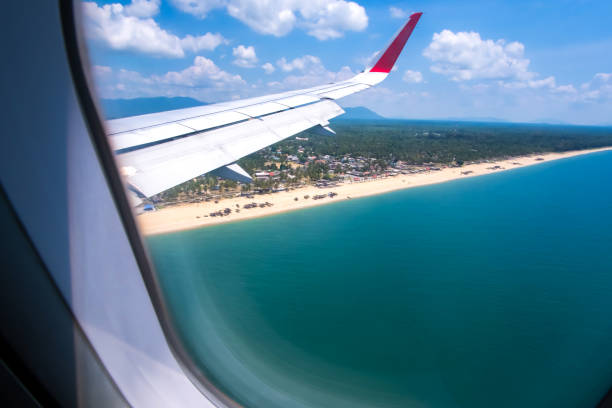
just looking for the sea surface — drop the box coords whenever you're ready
[147,151,612,408]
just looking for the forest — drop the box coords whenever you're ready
[274,119,612,166]
[157,119,612,201]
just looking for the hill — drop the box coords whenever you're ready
[338,106,386,120]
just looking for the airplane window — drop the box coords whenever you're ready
[77,1,612,407]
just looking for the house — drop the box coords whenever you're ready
[254,171,270,180]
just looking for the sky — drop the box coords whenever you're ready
[84,0,612,125]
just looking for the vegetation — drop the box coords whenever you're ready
[154,119,612,203]
[278,119,612,166]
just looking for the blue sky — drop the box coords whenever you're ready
[85,0,612,125]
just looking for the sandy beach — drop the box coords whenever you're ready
[136,147,612,235]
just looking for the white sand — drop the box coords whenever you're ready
[137,147,612,235]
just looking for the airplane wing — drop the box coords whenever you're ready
[106,13,422,203]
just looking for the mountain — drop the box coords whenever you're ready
[338,106,387,120]
[99,97,206,120]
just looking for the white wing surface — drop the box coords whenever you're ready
[107,13,423,201]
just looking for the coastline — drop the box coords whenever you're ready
[136,147,612,235]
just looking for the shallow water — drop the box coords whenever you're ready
[148,151,612,408]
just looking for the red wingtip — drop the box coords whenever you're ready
[369,12,422,73]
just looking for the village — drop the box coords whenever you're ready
[145,136,461,212]
[135,146,611,235]
[140,131,552,217]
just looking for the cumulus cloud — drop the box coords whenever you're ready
[232,45,258,68]
[170,0,368,40]
[93,65,112,76]
[295,0,368,40]
[403,70,423,83]
[526,76,556,89]
[270,55,355,89]
[124,0,160,18]
[423,30,533,82]
[553,84,577,94]
[497,74,586,97]
[83,1,227,58]
[279,65,355,89]
[93,56,245,100]
[577,72,612,102]
[261,62,276,74]
[389,6,408,19]
[181,33,227,52]
[498,76,557,90]
[156,56,245,87]
[594,73,612,83]
[356,50,381,69]
[277,55,323,72]
[423,29,584,96]
[341,86,429,118]
[169,0,226,19]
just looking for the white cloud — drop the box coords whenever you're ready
[278,65,355,89]
[232,45,258,68]
[498,76,582,96]
[171,0,368,40]
[553,84,577,94]
[277,55,323,72]
[93,65,112,76]
[92,50,355,102]
[422,29,585,97]
[527,76,556,89]
[296,0,369,40]
[423,30,533,81]
[93,56,245,101]
[499,76,556,90]
[270,55,355,89]
[156,56,245,87]
[83,1,227,58]
[341,86,424,118]
[226,1,296,38]
[389,6,407,19]
[403,70,423,83]
[169,0,226,19]
[357,50,380,69]
[576,72,612,102]
[181,33,227,53]
[124,0,160,18]
[261,62,276,74]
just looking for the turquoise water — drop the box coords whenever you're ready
[148,151,612,408]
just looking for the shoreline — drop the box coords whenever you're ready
[137,147,612,236]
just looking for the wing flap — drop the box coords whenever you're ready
[110,122,195,151]
[178,110,249,132]
[234,101,288,118]
[106,104,228,134]
[275,94,321,108]
[261,99,344,139]
[120,121,263,197]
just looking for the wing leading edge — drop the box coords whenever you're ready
[108,12,423,202]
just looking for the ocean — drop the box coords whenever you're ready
[147,151,612,408]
